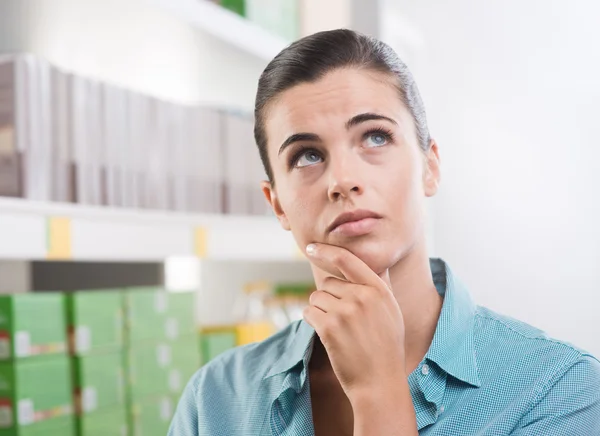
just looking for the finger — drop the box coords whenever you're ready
[318,276,354,299]
[303,304,327,329]
[309,289,340,313]
[306,243,389,289]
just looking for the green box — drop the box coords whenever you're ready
[77,404,127,436]
[130,395,176,436]
[127,336,199,400]
[200,329,237,365]
[0,355,73,435]
[0,294,67,360]
[125,289,195,343]
[15,415,75,436]
[65,290,124,354]
[73,351,125,414]
[220,0,245,17]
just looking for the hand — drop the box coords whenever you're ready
[302,242,407,403]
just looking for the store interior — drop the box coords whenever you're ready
[0,0,598,435]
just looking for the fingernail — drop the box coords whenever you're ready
[306,244,316,256]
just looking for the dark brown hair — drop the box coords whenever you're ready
[254,29,430,182]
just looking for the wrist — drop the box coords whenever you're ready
[348,374,410,408]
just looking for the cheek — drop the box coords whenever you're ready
[279,184,321,241]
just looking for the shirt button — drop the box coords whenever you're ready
[439,405,445,414]
[421,364,430,375]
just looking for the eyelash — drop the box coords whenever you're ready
[288,126,396,169]
[363,126,395,144]
[288,145,318,169]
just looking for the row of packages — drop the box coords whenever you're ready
[0,54,269,215]
[0,289,199,436]
[0,289,196,360]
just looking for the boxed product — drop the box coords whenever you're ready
[127,336,199,400]
[7,414,75,436]
[72,351,125,414]
[199,327,237,365]
[65,290,124,355]
[0,294,66,360]
[220,0,245,17]
[130,395,176,436]
[0,355,72,435]
[76,404,127,436]
[125,289,195,343]
[0,56,22,198]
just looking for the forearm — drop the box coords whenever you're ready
[351,377,419,436]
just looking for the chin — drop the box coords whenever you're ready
[342,238,403,275]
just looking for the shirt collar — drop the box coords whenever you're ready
[425,258,481,387]
[264,318,315,380]
[264,258,481,388]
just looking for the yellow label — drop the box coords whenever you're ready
[194,227,208,258]
[47,217,72,260]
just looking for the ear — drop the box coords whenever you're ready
[423,139,441,197]
[261,181,291,231]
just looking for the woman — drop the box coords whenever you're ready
[169,29,600,435]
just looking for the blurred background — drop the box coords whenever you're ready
[0,0,598,435]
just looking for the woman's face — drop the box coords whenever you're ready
[262,68,440,275]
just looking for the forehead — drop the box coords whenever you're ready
[264,68,411,143]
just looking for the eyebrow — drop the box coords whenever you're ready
[278,112,397,156]
[345,112,398,130]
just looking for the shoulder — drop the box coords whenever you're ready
[473,305,600,391]
[188,320,302,395]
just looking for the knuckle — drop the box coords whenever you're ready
[344,302,360,318]
[323,315,341,334]
[354,290,369,306]
[309,290,321,305]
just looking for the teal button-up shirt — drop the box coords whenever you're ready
[169,259,600,435]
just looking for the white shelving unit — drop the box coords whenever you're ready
[151,0,290,61]
[0,197,302,262]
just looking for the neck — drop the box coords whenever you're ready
[389,240,443,374]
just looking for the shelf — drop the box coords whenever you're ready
[151,0,290,62]
[0,198,302,262]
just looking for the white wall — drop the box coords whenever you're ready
[0,0,265,109]
[397,0,600,355]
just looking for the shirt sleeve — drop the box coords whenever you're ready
[168,374,199,436]
[511,354,600,435]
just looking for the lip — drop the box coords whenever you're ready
[327,209,382,236]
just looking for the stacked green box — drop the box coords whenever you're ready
[126,288,195,343]
[199,327,237,365]
[0,355,74,436]
[65,290,123,354]
[76,404,127,436]
[0,294,67,359]
[66,291,126,436]
[0,294,73,435]
[125,289,199,436]
[130,395,177,436]
[128,337,199,400]
[72,352,125,413]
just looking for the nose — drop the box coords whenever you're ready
[327,154,364,202]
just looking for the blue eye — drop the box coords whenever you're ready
[366,132,389,147]
[295,150,323,168]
